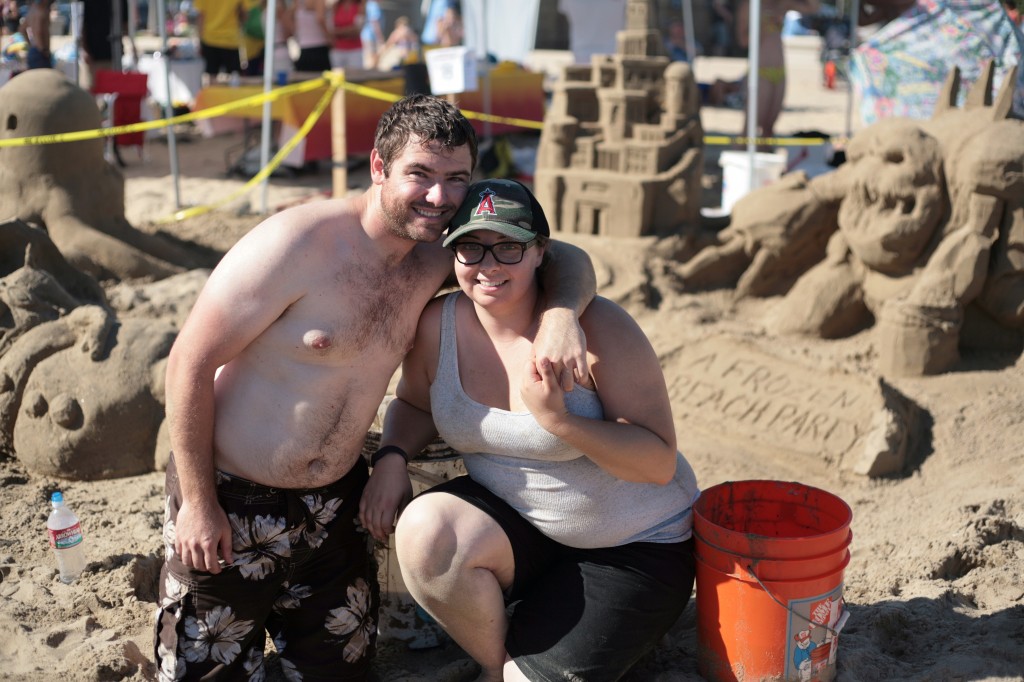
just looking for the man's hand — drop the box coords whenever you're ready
[174,498,233,574]
[534,307,589,391]
[359,455,413,542]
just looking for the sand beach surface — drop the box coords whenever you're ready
[1,38,1022,682]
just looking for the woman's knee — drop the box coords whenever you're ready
[395,495,452,564]
[399,495,489,586]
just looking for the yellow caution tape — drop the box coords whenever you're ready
[1,69,844,224]
[704,135,833,146]
[160,78,339,223]
[0,77,331,147]
[462,109,544,131]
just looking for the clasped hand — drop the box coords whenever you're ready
[521,357,571,432]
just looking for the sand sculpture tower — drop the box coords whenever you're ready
[534,0,704,238]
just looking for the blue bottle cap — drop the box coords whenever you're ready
[51,491,64,504]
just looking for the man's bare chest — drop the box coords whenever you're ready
[273,264,440,361]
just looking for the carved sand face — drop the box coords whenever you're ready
[838,119,947,275]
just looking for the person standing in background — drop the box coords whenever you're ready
[329,0,363,69]
[664,17,699,62]
[291,0,331,71]
[2,0,19,37]
[735,0,818,146]
[360,0,384,68]
[25,0,52,69]
[435,2,463,47]
[709,0,735,56]
[241,0,265,76]
[80,0,136,90]
[194,0,244,82]
[265,0,294,78]
[377,14,419,71]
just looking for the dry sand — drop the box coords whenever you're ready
[1,41,1023,681]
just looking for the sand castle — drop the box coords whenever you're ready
[533,0,704,238]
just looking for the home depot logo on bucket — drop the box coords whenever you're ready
[786,593,846,681]
[693,480,853,682]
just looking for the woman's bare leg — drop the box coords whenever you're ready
[395,494,517,682]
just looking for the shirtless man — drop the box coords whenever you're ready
[25,0,51,69]
[155,95,595,681]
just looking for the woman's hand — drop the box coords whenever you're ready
[521,357,570,433]
[358,455,413,542]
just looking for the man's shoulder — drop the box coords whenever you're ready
[409,240,455,279]
[229,199,360,253]
[270,196,362,233]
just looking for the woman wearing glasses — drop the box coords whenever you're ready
[360,178,700,682]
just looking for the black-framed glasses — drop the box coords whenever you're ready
[451,240,537,265]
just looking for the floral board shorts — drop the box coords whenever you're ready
[154,454,379,681]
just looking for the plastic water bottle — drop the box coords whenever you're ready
[47,492,87,584]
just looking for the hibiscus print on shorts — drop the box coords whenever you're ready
[229,513,290,580]
[325,577,375,663]
[289,494,344,548]
[182,605,256,666]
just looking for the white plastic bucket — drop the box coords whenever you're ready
[425,46,477,95]
[719,151,787,214]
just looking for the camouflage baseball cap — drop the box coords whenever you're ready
[443,179,550,247]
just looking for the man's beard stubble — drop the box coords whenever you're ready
[379,180,450,244]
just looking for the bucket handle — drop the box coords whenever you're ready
[744,565,849,638]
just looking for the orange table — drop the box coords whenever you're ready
[193,68,546,167]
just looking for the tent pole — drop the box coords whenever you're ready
[845,0,859,139]
[682,0,697,64]
[112,0,123,69]
[482,0,491,146]
[127,0,137,58]
[746,0,761,191]
[157,0,181,209]
[260,0,279,214]
[70,1,81,85]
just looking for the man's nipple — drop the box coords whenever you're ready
[303,330,333,351]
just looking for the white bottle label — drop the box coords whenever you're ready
[49,523,83,550]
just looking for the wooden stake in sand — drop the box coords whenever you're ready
[331,69,348,199]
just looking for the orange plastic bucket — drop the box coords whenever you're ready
[694,480,852,682]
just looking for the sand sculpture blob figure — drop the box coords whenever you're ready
[534,0,704,238]
[0,219,178,480]
[674,61,1022,376]
[0,69,200,281]
[772,62,1024,375]
[672,169,847,300]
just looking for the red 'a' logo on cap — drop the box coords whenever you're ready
[475,188,497,217]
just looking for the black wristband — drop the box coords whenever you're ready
[370,445,409,468]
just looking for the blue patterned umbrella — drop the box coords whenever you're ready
[849,0,1024,124]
